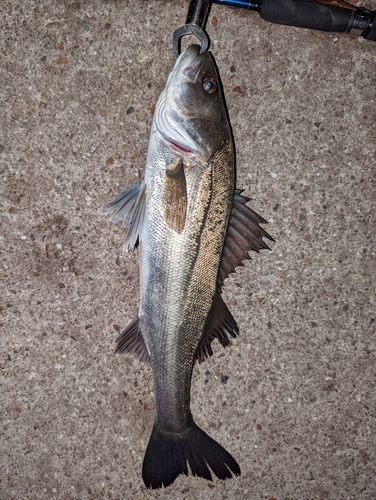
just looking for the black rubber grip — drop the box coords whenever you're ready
[260,0,353,32]
[363,13,376,40]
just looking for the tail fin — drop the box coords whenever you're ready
[142,421,241,489]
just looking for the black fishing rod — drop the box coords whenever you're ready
[173,0,376,57]
[212,0,376,41]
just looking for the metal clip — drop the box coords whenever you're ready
[173,0,212,59]
[173,24,210,59]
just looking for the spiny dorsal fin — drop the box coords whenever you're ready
[217,189,274,288]
[195,293,239,363]
[196,190,274,362]
[163,158,187,234]
[98,182,146,252]
[115,316,150,363]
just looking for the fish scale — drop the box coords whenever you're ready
[141,139,234,436]
[143,157,225,428]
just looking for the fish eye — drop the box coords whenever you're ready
[202,78,218,95]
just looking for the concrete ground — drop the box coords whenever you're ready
[1,1,375,499]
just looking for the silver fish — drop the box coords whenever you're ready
[99,44,273,489]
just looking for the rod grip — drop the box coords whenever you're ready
[259,0,354,32]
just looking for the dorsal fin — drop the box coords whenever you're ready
[217,189,274,289]
[196,189,274,363]
[195,293,239,363]
[98,182,146,252]
[115,316,150,363]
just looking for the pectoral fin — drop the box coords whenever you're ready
[163,158,187,234]
[217,189,274,288]
[98,182,146,252]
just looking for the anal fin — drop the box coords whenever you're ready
[195,293,239,363]
[115,316,150,363]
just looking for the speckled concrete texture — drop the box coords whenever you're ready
[1,1,376,499]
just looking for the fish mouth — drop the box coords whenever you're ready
[162,137,195,155]
[183,47,207,83]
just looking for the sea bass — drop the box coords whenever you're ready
[99,44,273,489]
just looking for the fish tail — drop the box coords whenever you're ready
[142,420,241,489]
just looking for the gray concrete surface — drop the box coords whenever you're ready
[1,1,376,499]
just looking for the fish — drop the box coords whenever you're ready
[99,44,273,489]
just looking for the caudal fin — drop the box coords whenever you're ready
[142,421,241,489]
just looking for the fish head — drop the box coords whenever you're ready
[155,45,231,163]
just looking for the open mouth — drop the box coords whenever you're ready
[160,134,195,155]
